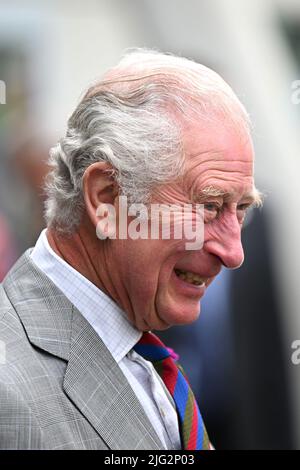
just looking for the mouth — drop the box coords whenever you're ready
[174,268,208,288]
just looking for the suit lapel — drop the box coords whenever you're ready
[64,307,163,449]
[3,250,163,450]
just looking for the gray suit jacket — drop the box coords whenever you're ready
[0,249,164,450]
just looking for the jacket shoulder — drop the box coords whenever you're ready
[0,285,50,449]
[0,283,30,350]
[0,283,14,321]
[0,380,46,449]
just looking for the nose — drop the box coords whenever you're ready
[204,214,245,269]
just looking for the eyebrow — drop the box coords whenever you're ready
[193,185,264,207]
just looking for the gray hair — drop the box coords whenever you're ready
[45,48,251,233]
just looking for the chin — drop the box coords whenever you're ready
[157,300,201,329]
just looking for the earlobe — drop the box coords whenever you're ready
[82,162,118,228]
[95,203,117,240]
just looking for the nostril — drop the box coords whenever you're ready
[206,215,245,268]
[223,259,244,270]
[223,250,244,270]
[204,241,244,270]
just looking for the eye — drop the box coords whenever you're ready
[205,203,218,211]
[237,203,252,224]
[204,203,221,222]
[237,203,251,211]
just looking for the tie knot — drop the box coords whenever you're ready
[133,332,171,362]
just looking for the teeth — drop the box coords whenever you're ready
[175,269,207,286]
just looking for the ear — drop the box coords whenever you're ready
[82,162,118,228]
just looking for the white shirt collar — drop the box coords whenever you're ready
[31,229,142,363]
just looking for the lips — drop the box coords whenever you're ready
[174,268,208,287]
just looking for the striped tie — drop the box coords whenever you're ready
[133,331,210,450]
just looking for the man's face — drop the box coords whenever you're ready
[109,118,256,331]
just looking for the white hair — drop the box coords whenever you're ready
[45,48,251,233]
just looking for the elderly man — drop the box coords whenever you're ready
[0,49,261,450]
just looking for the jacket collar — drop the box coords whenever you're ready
[3,250,163,450]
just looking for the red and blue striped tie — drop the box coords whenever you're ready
[134,331,210,450]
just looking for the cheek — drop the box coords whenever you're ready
[117,238,177,288]
[131,243,186,311]
[204,222,221,242]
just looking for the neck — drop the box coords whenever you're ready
[46,215,117,301]
[46,215,140,329]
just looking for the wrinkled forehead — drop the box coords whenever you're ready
[180,118,258,202]
[182,114,254,166]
